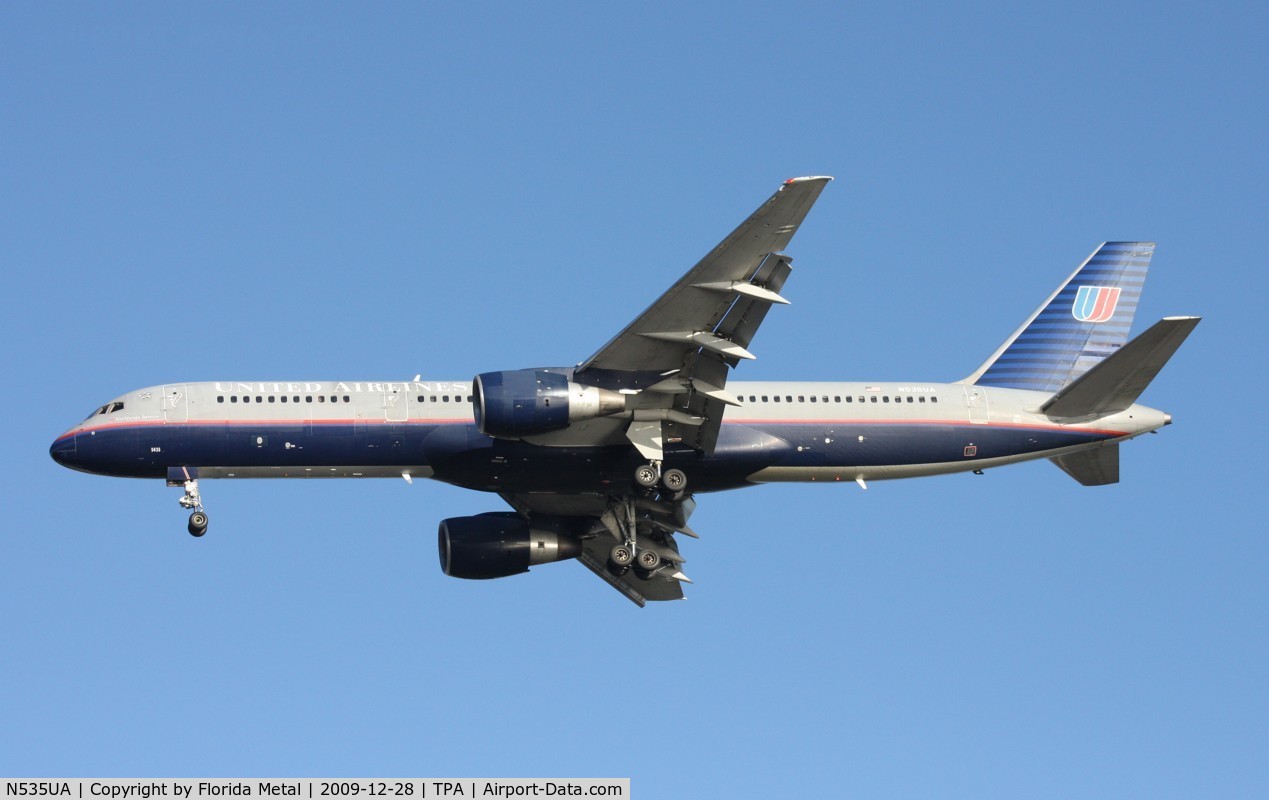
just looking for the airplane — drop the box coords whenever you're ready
[49,176,1200,606]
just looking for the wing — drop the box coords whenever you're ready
[575,176,832,457]
[501,178,832,605]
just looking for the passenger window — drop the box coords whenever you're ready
[761,396,768,402]
[330,396,338,403]
[773,396,781,403]
[268,396,275,403]
[919,396,926,403]
[230,396,238,403]
[785,396,793,402]
[870,396,877,403]
[883,396,890,403]
[306,396,313,403]
[443,396,450,402]
[798,396,805,403]
[810,396,817,403]
[845,396,852,403]
[907,396,914,403]
[822,396,829,403]
[319,396,325,403]
[430,396,438,403]
[256,396,263,404]
[217,396,224,404]
[932,397,939,403]
[344,396,351,403]
[467,395,473,402]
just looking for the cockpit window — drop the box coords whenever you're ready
[84,402,125,420]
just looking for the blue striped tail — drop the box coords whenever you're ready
[964,242,1153,393]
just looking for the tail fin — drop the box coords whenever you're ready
[963,242,1154,393]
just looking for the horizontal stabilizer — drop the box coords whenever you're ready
[1051,444,1120,486]
[1041,316,1200,421]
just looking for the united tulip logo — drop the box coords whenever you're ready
[1072,285,1122,323]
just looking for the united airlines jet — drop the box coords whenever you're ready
[50,178,1199,605]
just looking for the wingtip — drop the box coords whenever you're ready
[783,175,834,185]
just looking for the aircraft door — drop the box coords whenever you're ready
[385,384,409,422]
[163,385,189,423]
[964,386,990,424]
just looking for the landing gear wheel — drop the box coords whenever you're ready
[609,543,635,568]
[187,511,208,537]
[634,464,660,488]
[637,549,661,571]
[661,468,687,492]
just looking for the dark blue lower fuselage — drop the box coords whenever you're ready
[51,419,1118,494]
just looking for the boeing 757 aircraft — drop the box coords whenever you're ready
[50,177,1199,605]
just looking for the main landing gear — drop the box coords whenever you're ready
[602,472,697,585]
[178,479,209,537]
[605,496,664,575]
[633,461,688,493]
[619,463,686,572]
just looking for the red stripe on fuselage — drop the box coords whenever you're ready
[69,416,1128,438]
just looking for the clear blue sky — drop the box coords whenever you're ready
[3,2,1265,796]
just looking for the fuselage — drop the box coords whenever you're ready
[49,378,1170,494]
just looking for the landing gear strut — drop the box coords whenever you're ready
[178,479,208,537]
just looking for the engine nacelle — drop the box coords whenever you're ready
[438,512,583,580]
[473,369,626,438]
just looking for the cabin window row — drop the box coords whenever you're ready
[217,395,352,404]
[744,394,939,404]
[215,394,475,405]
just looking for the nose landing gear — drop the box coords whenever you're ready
[178,479,208,537]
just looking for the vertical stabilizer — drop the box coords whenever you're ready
[963,242,1153,393]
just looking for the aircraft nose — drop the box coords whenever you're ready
[49,432,77,466]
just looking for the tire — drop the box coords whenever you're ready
[609,543,635,568]
[634,465,659,488]
[637,549,661,571]
[661,468,687,492]
[188,512,208,537]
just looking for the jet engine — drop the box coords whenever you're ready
[438,512,583,580]
[473,369,626,438]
